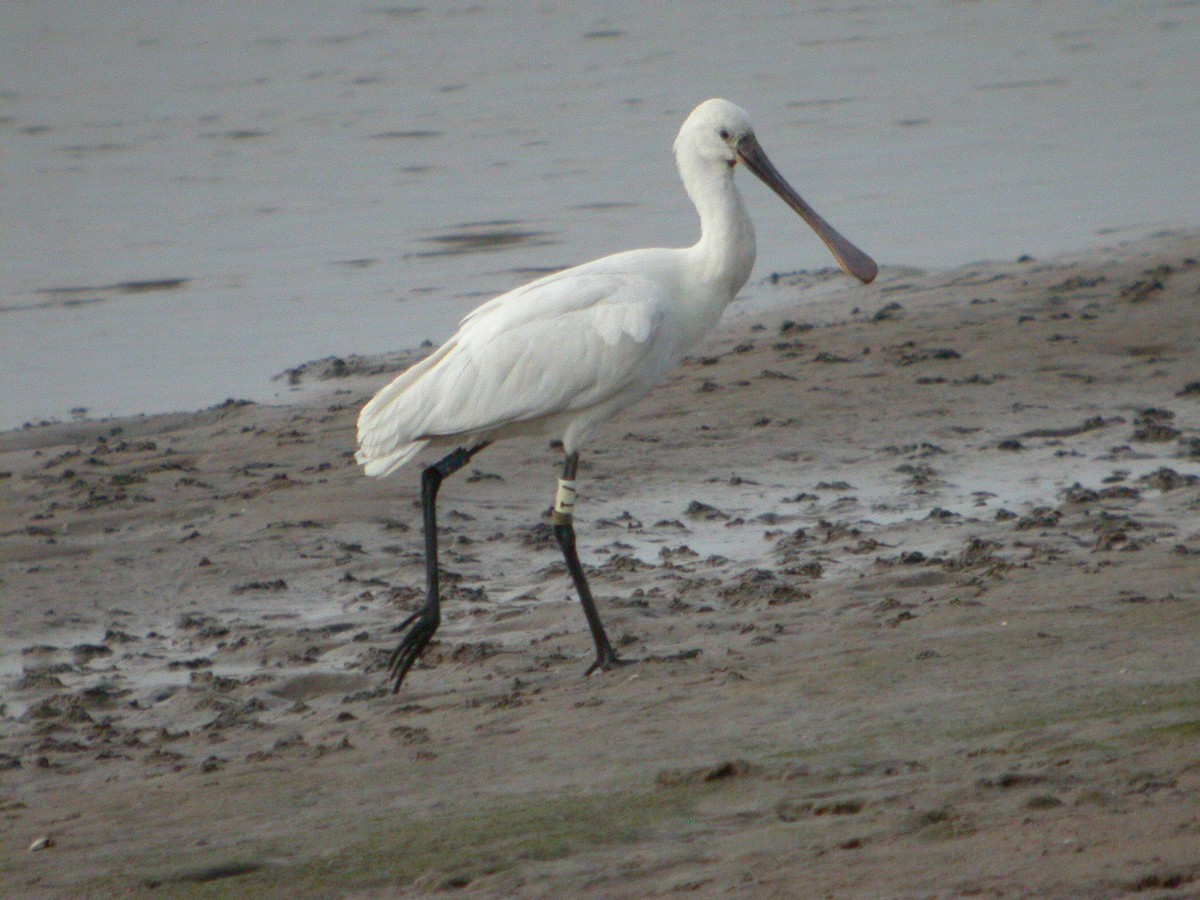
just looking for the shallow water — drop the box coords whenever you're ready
[586,431,1180,569]
[2,1,1198,428]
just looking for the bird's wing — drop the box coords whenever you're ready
[357,270,671,459]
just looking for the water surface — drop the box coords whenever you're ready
[2,1,1197,427]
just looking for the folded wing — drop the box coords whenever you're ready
[356,269,669,477]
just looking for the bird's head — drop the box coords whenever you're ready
[674,98,755,168]
[675,98,877,284]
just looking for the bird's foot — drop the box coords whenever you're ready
[582,647,701,677]
[387,608,439,693]
[645,648,702,663]
[584,648,633,677]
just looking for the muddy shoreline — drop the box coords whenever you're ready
[3,232,1200,897]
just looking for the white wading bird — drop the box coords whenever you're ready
[357,98,876,691]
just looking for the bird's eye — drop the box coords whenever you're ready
[718,128,731,141]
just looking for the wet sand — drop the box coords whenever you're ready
[5,1,1200,429]
[3,232,1200,897]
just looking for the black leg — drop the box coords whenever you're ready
[552,452,627,675]
[387,441,489,692]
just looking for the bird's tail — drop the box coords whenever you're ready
[355,345,455,478]
[356,375,430,477]
[355,439,428,478]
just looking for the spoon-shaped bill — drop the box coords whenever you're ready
[736,134,877,284]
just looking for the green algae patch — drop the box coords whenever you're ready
[116,787,696,898]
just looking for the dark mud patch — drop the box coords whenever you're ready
[145,859,265,888]
[4,279,190,313]
[415,221,555,257]
[369,130,443,140]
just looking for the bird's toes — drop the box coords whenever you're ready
[583,652,634,677]
[386,614,438,692]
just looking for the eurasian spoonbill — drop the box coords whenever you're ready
[357,98,877,691]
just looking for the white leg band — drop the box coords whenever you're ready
[554,478,577,516]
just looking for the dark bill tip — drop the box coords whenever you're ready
[737,135,877,284]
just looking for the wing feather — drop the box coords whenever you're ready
[356,268,673,475]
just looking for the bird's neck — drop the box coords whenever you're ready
[683,160,757,299]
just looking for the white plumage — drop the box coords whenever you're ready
[357,98,875,477]
[357,98,877,691]
[358,264,668,476]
